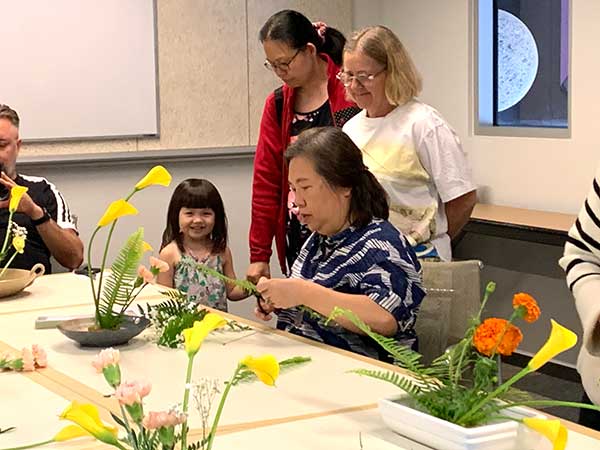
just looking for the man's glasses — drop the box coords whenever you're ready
[264,48,302,73]
[336,68,386,87]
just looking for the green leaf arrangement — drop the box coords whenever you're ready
[96,228,145,330]
[86,165,172,330]
[193,262,258,295]
[328,282,600,432]
[139,289,251,348]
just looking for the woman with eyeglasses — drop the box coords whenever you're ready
[247,10,360,283]
[341,26,477,261]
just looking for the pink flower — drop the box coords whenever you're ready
[149,256,169,273]
[91,348,120,373]
[31,344,47,368]
[114,380,152,406]
[21,347,35,371]
[142,410,186,429]
[137,265,154,283]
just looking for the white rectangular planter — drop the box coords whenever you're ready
[379,397,546,450]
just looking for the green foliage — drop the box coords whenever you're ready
[328,305,536,428]
[97,228,145,329]
[139,290,208,348]
[231,356,312,385]
[139,289,251,348]
[193,263,258,295]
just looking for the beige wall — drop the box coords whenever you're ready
[21,0,352,157]
[376,0,598,214]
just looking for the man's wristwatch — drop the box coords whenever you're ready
[31,207,51,226]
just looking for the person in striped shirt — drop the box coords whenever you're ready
[0,104,83,273]
[560,166,600,430]
[255,127,424,360]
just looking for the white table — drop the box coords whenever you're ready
[2,273,600,449]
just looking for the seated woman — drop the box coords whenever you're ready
[341,26,477,260]
[255,127,425,360]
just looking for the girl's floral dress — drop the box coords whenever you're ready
[173,253,227,311]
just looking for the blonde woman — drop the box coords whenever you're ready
[341,26,476,261]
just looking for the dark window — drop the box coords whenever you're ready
[493,0,568,128]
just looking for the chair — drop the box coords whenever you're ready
[415,259,482,364]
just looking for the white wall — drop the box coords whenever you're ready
[355,0,600,214]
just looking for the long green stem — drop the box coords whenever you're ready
[87,226,101,309]
[458,365,531,424]
[206,365,242,450]
[93,188,137,327]
[0,250,19,279]
[119,404,134,443]
[4,439,53,450]
[499,399,600,412]
[180,354,195,450]
[0,210,14,258]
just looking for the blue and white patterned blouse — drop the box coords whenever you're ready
[276,219,425,360]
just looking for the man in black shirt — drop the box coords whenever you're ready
[0,105,83,273]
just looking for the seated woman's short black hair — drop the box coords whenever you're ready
[284,126,389,229]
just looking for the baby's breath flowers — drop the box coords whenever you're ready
[0,187,29,278]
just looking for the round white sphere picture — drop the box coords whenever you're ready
[497,9,539,112]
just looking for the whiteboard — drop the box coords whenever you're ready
[0,0,158,141]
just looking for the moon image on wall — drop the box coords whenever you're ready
[497,9,539,112]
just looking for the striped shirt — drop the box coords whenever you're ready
[277,219,425,359]
[560,168,600,404]
[0,174,77,273]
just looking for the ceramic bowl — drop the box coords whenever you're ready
[57,315,150,347]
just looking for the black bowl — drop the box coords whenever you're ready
[57,316,150,347]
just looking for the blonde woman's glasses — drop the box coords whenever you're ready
[336,68,386,87]
[264,49,302,72]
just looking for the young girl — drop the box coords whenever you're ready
[157,179,248,311]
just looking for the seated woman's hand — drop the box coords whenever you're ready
[254,295,276,321]
[256,277,308,310]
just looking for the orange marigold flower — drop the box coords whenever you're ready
[473,318,523,356]
[513,293,541,323]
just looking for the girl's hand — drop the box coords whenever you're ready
[256,277,308,310]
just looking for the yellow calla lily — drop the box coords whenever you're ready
[523,418,567,450]
[142,241,153,253]
[528,320,577,371]
[53,424,90,442]
[12,235,25,254]
[240,354,280,386]
[182,313,227,357]
[9,185,28,212]
[59,401,121,448]
[134,165,172,190]
[97,199,138,227]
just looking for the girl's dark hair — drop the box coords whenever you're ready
[284,127,389,228]
[259,10,346,65]
[161,179,228,254]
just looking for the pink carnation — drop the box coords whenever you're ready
[91,348,120,373]
[21,347,35,372]
[31,344,47,368]
[149,256,169,273]
[114,380,152,406]
[142,410,186,430]
[137,265,154,283]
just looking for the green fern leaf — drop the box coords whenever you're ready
[98,228,144,329]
